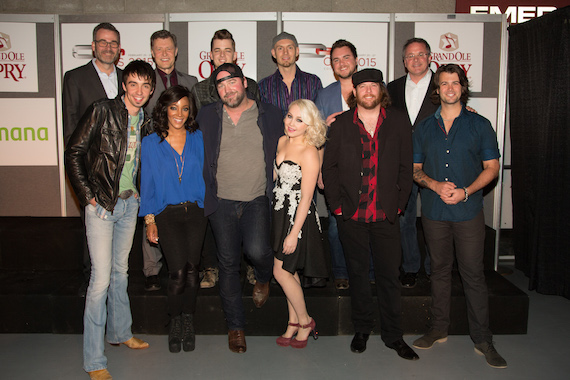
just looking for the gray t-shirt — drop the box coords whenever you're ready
[216,102,266,201]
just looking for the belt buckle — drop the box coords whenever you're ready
[119,189,133,199]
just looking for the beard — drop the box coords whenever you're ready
[278,60,295,68]
[222,90,246,108]
[356,94,382,110]
[439,91,461,106]
[335,66,357,80]
[94,48,119,65]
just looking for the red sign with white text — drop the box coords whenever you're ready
[455,1,563,23]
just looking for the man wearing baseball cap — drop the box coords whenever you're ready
[196,63,283,354]
[322,68,418,360]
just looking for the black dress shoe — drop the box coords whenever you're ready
[350,332,370,353]
[386,338,420,360]
[145,275,161,291]
[401,272,418,288]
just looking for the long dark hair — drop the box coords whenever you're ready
[152,85,198,141]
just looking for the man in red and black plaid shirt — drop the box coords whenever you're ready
[322,68,416,360]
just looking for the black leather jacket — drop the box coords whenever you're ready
[65,96,151,212]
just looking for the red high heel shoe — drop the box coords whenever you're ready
[290,318,318,349]
[276,322,300,347]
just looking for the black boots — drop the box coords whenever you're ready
[169,315,183,353]
[182,313,195,352]
[169,314,195,353]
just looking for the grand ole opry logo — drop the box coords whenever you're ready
[431,32,473,76]
[0,31,27,82]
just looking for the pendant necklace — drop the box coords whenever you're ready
[166,136,185,183]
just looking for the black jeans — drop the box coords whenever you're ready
[336,216,403,344]
[421,210,492,344]
[156,202,208,316]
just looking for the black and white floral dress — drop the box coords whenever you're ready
[271,160,327,277]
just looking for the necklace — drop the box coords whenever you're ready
[166,136,185,183]
[358,113,377,136]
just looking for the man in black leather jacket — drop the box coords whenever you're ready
[65,60,155,380]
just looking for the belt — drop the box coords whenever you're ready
[118,189,134,199]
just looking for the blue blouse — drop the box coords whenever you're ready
[139,130,205,217]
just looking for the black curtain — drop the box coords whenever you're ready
[509,6,570,298]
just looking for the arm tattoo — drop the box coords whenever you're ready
[413,166,429,188]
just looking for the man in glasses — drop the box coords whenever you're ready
[62,22,123,297]
[63,23,123,144]
[387,38,437,289]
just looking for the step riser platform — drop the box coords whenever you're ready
[0,217,528,336]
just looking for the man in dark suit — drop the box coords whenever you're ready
[141,30,198,292]
[144,30,198,113]
[63,23,123,145]
[322,69,418,361]
[62,22,123,296]
[315,39,359,290]
[387,37,437,289]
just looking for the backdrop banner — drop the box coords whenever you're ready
[415,22,484,92]
[282,21,388,87]
[187,21,257,81]
[0,98,57,166]
[456,0,560,24]
[61,22,163,74]
[0,22,38,92]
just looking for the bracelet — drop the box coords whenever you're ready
[144,214,156,225]
[463,187,469,203]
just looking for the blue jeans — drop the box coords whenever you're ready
[400,183,430,274]
[83,196,139,372]
[208,196,274,330]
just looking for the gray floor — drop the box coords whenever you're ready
[2,264,570,380]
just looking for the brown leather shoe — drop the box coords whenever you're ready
[252,281,270,308]
[228,330,247,353]
[121,337,149,349]
[88,369,112,380]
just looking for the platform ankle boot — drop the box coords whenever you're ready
[182,313,195,352]
[169,315,183,353]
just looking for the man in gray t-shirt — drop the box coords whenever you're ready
[197,63,284,354]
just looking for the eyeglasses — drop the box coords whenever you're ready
[94,40,119,49]
[404,52,429,60]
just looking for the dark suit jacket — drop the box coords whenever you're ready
[387,71,438,131]
[144,68,198,115]
[322,107,413,223]
[62,61,123,145]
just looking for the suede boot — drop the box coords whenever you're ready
[169,315,183,353]
[182,313,195,352]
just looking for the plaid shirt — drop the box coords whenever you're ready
[351,107,388,223]
[258,65,323,116]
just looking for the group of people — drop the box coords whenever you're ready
[63,23,506,380]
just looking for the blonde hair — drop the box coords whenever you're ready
[287,99,327,148]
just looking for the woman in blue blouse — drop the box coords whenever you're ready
[139,85,207,353]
